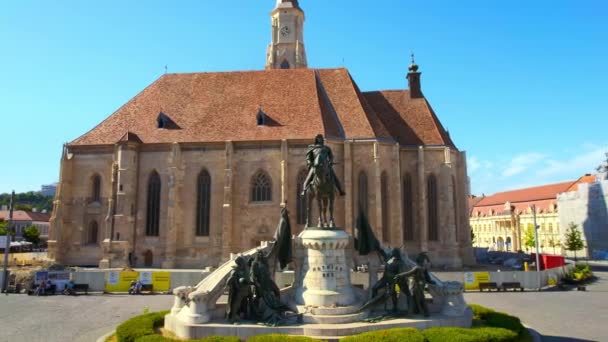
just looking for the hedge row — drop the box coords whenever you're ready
[115,304,530,342]
[341,327,425,342]
[115,310,238,342]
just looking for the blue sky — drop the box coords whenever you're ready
[1,0,606,195]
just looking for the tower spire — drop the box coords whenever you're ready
[266,0,307,69]
[407,52,422,98]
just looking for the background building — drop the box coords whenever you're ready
[49,0,473,269]
[558,171,608,258]
[40,183,58,197]
[0,210,50,242]
[470,174,601,255]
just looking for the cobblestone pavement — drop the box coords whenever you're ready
[1,265,606,342]
[0,294,173,342]
[464,265,608,342]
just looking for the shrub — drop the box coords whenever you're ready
[136,335,239,342]
[423,327,518,342]
[116,311,169,342]
[469,304,494,320]
[247,335,320,342]
[340,328,425,342]
[485,312,524,336]
[469,304,531,341]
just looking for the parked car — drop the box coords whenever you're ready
[488,256,504,265]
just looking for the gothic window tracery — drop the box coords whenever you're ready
[196,169,211,236]
[251,170,272,202]
[146,170,161,236]
[427,174,439,241]
[403,173,414,241]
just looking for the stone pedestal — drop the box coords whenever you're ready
[295,229,355,307]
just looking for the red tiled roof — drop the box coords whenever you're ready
[0,211,51,222]
[363,90,456,147]
[69,68,454,147]
[468,196,484,212]
[567,174,596,191]
[474,181,575,207]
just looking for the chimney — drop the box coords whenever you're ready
[407,53,423,99]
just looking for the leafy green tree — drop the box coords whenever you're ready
[23,225,40,246]
[14,204,33,211]
[563,222,585,261]
[523,224,536,251]
[0,219,15,238]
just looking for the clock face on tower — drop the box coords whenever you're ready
[280,25,290,37]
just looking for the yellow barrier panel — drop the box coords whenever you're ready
[152,272,171,292]
[104,271,171,292]
[105,271,139,292]
[464,272,490,290]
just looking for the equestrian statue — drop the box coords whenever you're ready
[301,134,346,229]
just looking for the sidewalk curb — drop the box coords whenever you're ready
[524,324,543,342]
[96,330,115,342]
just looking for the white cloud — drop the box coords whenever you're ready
[501,153,546,178]
[469,143,608,195]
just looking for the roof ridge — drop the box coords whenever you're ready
[422,98,457,149]
[343,71,392,140]
[69,74,167,145]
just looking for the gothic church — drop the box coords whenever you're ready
[49,0,474,268]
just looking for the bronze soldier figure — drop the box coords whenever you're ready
[301,134,345,228]
[301,134,346,197]
[225,256,252,323]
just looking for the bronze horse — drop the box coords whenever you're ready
[304,147,336,229]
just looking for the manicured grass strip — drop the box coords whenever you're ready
[341,327,425,342]
[423,327,518,342]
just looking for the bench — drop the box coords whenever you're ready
[73,284,89,295]
[500,282,523,292]
[479,282,498,292]
[28,284,56,295]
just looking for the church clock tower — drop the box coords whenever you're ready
[266,0,307,69]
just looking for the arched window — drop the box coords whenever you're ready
[427,174,439,241]
[296,169,308,225]
[146,171,161,236]
[452,175,458,240]
[402,173,414,241]
[88,221,98,245]
[251,170,272,202]
[280,60,290,69]
[358,171,368,216]
[92,174,101,202]
[196,170,211,236]
[381,171,389,243]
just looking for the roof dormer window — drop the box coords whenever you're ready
[157,112,170,128]
[156,112,180,129]
[256,108,266,126]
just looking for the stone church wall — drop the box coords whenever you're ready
[50,140,473,269]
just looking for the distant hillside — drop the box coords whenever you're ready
[0,191,53,213]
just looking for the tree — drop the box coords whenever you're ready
[23,225,40,246]
[0,219,15,238]
[470,229,476,246]
[523,224,536,251]
[563,222,585,261]
[14,204,33,211]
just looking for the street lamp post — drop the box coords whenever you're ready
[2,191,15,294]
[532,204,541,290]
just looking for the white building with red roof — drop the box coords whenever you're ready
[0,210,50,242]
[469,174,600,254]
[49,1,473,268]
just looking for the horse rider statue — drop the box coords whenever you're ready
[300,134,345,228]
